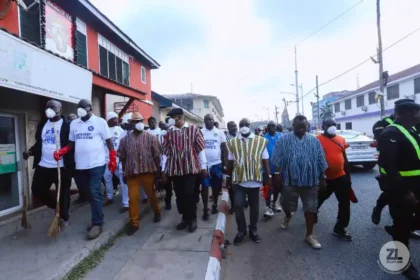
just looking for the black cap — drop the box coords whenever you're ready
[395,99,420,110]
[167,108,184,117]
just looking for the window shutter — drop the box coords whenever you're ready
[76,31,87,67]
[99,46,108,77]
[122,61,129,86]
[108,52,116,81]
[116,57,123,84]
[19,1,41,45]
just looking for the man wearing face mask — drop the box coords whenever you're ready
[227,118,271,245]
[54,99,116,240]
[118,113,162,235]
[23,100,74,230]
[162,108,207,233]
[316,118,352,241]
[271,115,327,249]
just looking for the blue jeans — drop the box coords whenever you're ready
[75,165,106,226]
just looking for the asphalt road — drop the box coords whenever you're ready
[221,167,420,280]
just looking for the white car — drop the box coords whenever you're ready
[336,130,378,169]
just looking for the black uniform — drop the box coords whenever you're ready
[378,123,420,247]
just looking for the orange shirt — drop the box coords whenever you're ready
[317,134,347,179]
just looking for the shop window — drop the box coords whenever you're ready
[141,66,147,84]
[334,103,340,113]
[345,122,352,130]
[387,84,399,100]
[356,95,364,107]
[76,19,88,67]
[345,99,352,110]
[19,0,41,45]
[368,91,377,104]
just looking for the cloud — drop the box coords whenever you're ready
[91,0,420,125]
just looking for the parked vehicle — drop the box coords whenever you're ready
[336,130,377,169]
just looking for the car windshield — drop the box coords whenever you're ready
[337,130,362,139]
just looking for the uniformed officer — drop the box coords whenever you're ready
[378,99,420,279]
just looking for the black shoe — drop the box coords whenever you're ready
[119,207,129,213]
[333,228,353,241]
[74,198,88,205]
[234,232,247,245]
[403,264,420,280]
[189,220,197,232]
[384,225,395,238]
[176,220,189,231]
[165,202,172,210]
[126,224,139,236]
[142,198,148,204]
[104,199,114,206]
[212,204,218,214]
[249,231,262,243]
[153,213,161,223]
[229,208,234,215]
[371,206,382,225]
[410,231,420,240]
[203,209,210,221]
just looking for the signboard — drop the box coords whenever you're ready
[0,144,16,174]
[0,30,92,104]
[45,1,74,61]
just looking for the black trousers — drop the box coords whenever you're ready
[234,185,260,234]
[164,181,173,204]
[171,174,197,222]
[376,191,390,211]
[31,166,72,221]
[318,175,351,230]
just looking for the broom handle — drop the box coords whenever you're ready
[54,122,61,212]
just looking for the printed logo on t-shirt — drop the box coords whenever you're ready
[75,132,93,140]
[205,139,218,150]
[43,127,58,144]
[88,126,94,131]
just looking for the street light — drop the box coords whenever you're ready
[290,83,304,115]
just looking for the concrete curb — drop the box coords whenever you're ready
[205,189,230,280]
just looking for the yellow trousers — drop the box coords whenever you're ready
[127,173,160,227]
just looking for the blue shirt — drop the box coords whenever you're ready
[271,133,327,187]
[263,132,281,174]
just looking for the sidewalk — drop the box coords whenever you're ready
[0,193,140,280]
[85,200,219,280]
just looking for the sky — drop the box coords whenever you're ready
[91,0,420,126]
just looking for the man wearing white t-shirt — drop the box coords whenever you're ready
[103,112,129,213]
[54,99,116,240]
[147,117,161,138]
[23,100,74,230]
[200,114,228,220]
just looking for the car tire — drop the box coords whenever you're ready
[362,163,376,170]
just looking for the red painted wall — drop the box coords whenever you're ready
[0,1,19,35]
[86,24,99,73]
[129,59,152,98]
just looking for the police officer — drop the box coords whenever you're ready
[378,99,420,279]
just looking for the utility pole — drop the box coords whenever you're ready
[263,107,270,121]
[294,46,300,115]
[274,105,279,124]
[301,84,304,115]
[377,0,385,118]
[315,75,320,128]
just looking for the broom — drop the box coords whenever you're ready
[21,184,31,229]
[47,122,61,237]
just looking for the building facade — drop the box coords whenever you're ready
[330,64,420,136]
[0,0,159,219]
[311,91,349,128]
[164,93,225,128]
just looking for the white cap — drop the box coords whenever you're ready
[106,112,118,121]
[121,113,132,124]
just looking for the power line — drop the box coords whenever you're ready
[298,26,420,101]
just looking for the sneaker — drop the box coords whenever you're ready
[104,199,114,206]
[403,264,420,280]
[176,220,189,231]
[234,232,247,245]
[411,231,420,240]
[333,228,353,241]
[126,224,139,236]
[211,204,218,214]
[119,207,129,213]
[272,202,282,212]
[59,219,69,231]
[153,213,161,223]
[188,220,197,233]
[305,235,322,249]
[87,225,102,240]
[249,231,262,243]
[165,202,172,210]
[203,209,210,221]
[113,189,119,196]
[371,206,381,225]
[280,215,292,229]
[264,207,274,217]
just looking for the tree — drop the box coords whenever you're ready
[320,104,334,120]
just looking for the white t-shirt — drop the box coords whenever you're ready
[147,127,161,138]
[201,127,227,167]
[105,126,124,161]
[69,115,112,170]
[39,119,64,168]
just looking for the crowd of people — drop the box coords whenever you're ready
[23,97,420,279]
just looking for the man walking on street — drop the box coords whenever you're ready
[23,100,73,230]
[162,108,207,233]
[317,118,352,241]
[271,115,327,249]
[55,99,116,240]
[263,121,282,218]
[227,118,271,245]
[147,116,161,138]
[225,121,239,214]
[201,114,228,220]
[118,113,162,235]
[103,112,129,213]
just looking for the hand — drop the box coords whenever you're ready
[201,169,209,178]
[404,192,419,210]
[23,150,33,160]
[108,150,117,173]
[53,145,71,161]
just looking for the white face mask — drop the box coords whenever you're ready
[239,126,251,135]
[135,122,144,131]
[45,108,56,119]
[327,126,337,135]
[161,130,167,136]
[77,108,88,118]
[167,118,176,127]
